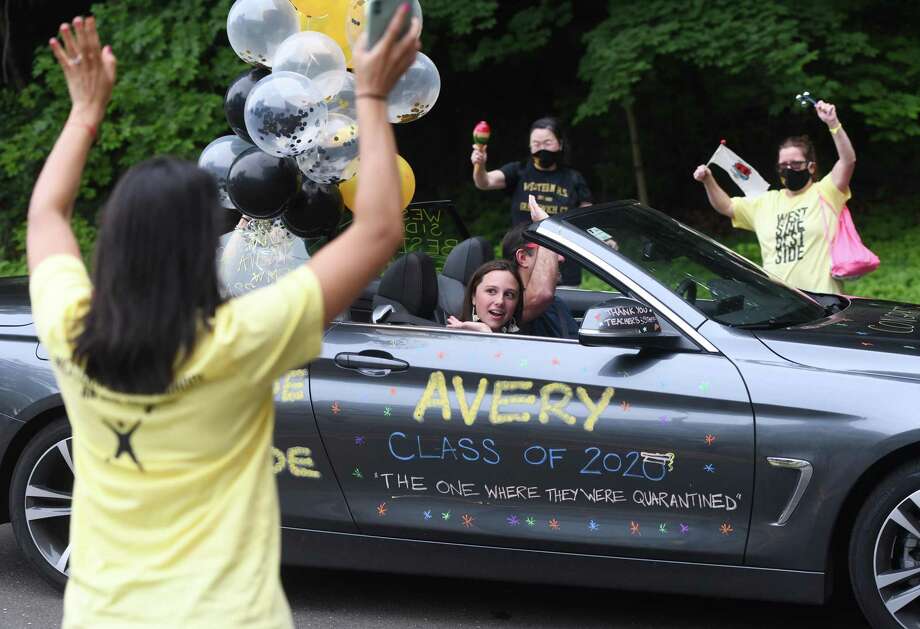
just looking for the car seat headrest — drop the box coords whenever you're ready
[442,237,493,285]
[377,252,438,319]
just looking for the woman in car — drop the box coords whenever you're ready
[26,10,419,629]
[692,99,856,294]
[447,260,524,334]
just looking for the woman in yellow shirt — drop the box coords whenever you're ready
[27,10,419,629]
[692,100,857,294]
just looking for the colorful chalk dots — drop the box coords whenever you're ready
[704,434,716,445]
[548,518,560,530]
[507,515,520,526]
[587,520,599,532]
[720,522,734,535]
[462,514,475,528]
[629,521,641,536]
[376,502,388,516]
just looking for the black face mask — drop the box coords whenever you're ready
[780,168,811,192]
[532,149,562,169]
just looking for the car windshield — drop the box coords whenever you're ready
[564,204,827,328]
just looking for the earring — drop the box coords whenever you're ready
[506,317,520,333]
[471,304,480,322]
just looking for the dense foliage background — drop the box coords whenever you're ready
[1,0,918,300]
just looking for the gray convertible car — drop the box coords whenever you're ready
[2,201,919,629]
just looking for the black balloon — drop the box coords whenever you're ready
[282,180,344,239]
[227,147,301,219]
[224,67,270,144]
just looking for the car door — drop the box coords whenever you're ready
[272,366,357,532]
[310,318,754,565]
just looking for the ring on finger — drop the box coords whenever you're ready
[70,54,83,65]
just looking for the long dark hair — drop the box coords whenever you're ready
[460,260,524,329]
[73,158,225,394]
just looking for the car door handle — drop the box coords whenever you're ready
[334,352,409,377]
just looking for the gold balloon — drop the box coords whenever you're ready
[397,154,416,207]
[290,0,335,16]
[339,155,415,210]
[296,0,353,67]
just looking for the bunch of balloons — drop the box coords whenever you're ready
[199,0,439,295]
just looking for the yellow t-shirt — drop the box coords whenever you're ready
[29,255,325,629]
[731,173,851,294]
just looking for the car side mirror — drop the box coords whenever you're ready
[579,297,681,350]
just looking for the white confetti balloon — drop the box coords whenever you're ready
[295,113,359,184]
[227,0,300,67]
[198,135,253,209]
[272,32,347,101]
[218,219,309,298]
[326,70,357,120]
[387,52,440,124]
[244,71,328,157]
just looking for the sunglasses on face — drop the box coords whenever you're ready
[776,160,812,172]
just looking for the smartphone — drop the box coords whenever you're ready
[365,0,419,49]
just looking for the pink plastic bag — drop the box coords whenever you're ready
[820,198,880,281]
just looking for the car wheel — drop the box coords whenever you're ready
[9,416,72,590]
[850,461,920,629]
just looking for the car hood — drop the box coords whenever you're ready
[753,298,920,379]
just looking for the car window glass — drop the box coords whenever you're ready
[565,205,827,328]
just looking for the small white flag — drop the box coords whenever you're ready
[707,144,770,198]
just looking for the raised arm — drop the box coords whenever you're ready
[692,164,734,218]
[307,7,420,325]
[471,144,506,190]
[816,100,856,194]
[27,16,116,273]
[520,195,558,323]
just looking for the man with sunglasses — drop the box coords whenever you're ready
[500,195,580,338]
[692,99,856,293]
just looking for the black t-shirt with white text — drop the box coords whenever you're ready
[500,160,592,285]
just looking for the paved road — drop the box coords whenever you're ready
[0,523,869,628]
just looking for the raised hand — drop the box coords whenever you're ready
[471,144,487,167]
[693,164,712,182]
[528,194,549,221]
[49,16,116,128]
[351,5,421,98]
[815,100,839,127]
